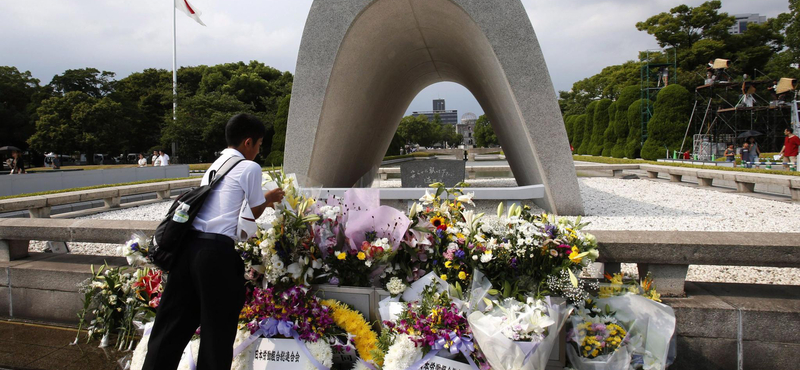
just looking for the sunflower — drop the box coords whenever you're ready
[430,215,446,228]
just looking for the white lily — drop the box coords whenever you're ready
[408,202,421,218]
[419,191,435,205]
[456,192,475,206]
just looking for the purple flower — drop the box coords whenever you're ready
[329,277,340,285]
[455,250,465,259]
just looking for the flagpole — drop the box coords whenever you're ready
[172,0,178,161]
[172,1,177,121]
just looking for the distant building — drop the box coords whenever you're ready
[728,13,766,34]
[458,112,478,147]
[412,99,459,125]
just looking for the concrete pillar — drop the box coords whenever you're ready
[0,240,29,261]
[791,188,800,201]
[647,171,659,179]
[380,173,388,180]
[467,169,477,179]
[28,207,51,219]
[156,190,170,200]
[637,263,689,297]
[603,262,622,276]
[698,178,714,187]
[669,174,682,182]
[736,181,756,193]
[611,170,622,177]
[103,197,121,208]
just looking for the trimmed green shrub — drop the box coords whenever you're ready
[571,114,586,150]
[577,101,598,155]
[563,115,575,145]
[590,99,612,156]
[611,86,639,158]
[625,98,651,159]
[640,85,692,160]
[602,101,618,157]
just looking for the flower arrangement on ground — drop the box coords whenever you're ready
[374,283,488,370]
[566,300,632,369]
[76,263,163,350]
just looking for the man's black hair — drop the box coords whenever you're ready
[788,127,795,134]
[226,113,266,147]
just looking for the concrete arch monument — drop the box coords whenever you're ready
[285,0,584,215]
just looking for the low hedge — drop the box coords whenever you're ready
[573,155,800,177]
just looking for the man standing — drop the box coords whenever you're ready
[159,150,170,166]
[779,127,800,170]
[142,114,284,370]
[152,151,161,167]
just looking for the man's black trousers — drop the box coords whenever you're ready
[143,232,246,370]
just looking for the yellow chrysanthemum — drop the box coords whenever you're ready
[458,271,467,280]
[320,300,378,362]
[444,261,453,269]
[357,252,366,260]
[440,274,448,281]
[337,252,346,260]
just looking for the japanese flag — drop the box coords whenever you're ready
[175,0,206,26]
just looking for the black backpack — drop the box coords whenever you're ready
[149,156,244,270]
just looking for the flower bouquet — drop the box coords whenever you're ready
[467,271,572,370]
[566,300,633,370]
[373,283,488,370]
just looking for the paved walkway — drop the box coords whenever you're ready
[0,320,122,370]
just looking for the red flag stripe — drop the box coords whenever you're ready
[183,0,196,14]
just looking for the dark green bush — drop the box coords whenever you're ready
[625,98,651,159]
[571,114,586,150]
[611,86,639,158]
[577,101,597,155]
[590,99,612,156]
[602,102,618,157]
[564,115,575,145]
[640,85,692,160]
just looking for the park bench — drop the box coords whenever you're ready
[639,164,800,200]
[0,179,200,218]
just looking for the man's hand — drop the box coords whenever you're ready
[265,188,285,208]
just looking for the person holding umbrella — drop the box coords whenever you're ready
[0,146,25,175]
[746,136,761,167]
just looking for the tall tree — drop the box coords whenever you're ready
[602,102,618,157]
[49,68,116,98]
[577,101,597,155]
[473,115,498,147]
[0,67,41,149]
[635,1,734,51]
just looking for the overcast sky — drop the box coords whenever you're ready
[0,0,790,118]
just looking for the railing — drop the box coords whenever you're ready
[377,164,640,179]
[2,219,798,296]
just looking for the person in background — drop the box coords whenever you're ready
[10,150,25,174]
[159,150,170,166]
[137,153,147,167]
[152,150,161,167]
[724,144,736,165]
[683,150,691,160]
[747,137,761,168]
[741,142,751,168]
[779,127,800,170]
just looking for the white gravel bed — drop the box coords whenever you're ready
[29,177,800,285]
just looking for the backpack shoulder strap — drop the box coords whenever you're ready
[208,157,245,186]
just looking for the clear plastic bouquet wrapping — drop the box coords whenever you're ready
[593,294,676,370]
[565,302,634,370]
[466,271,572,370]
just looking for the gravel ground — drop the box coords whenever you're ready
[31,177,800,285]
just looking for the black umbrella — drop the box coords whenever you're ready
[0,146,22,152]
[736,130,763,139]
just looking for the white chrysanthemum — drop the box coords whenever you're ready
[177,338,201,370]
[129,333,150,370]
[386,277,407,295]
[383,334,422,370]
[232,329,255,370]
[353,360,373,370]
[304,340,333,370]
